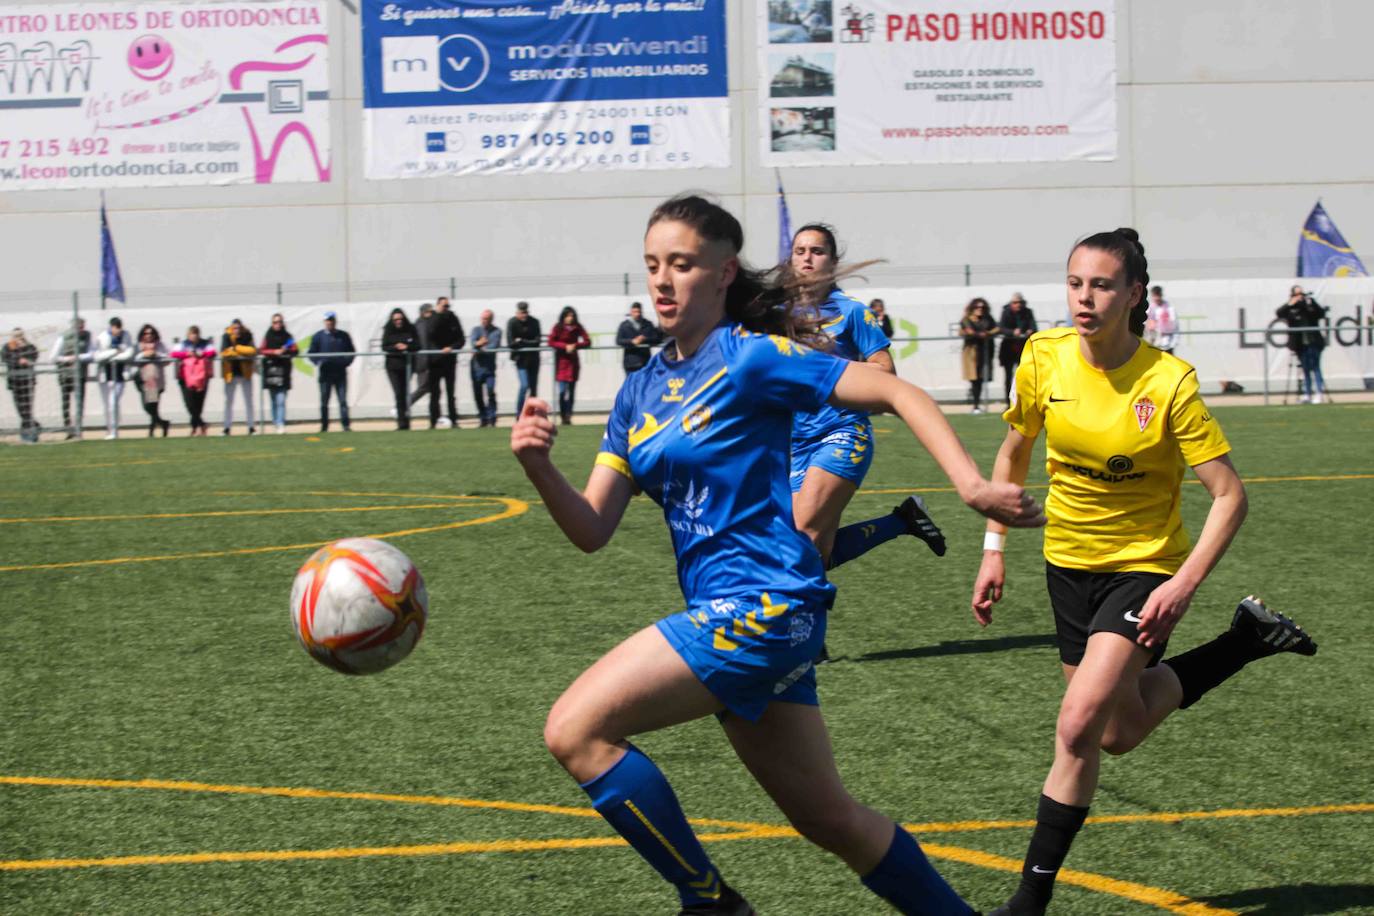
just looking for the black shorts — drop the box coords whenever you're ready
[1045,563,1171,667]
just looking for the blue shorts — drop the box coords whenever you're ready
[789,420,875,493]
[656,592,829,722]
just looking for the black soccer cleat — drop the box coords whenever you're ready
[1230,595,1318,656]
[895,496,947,557]
[678,882,756,915]
[987,903,1044,916]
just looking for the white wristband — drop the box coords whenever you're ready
[983,531,1006,552]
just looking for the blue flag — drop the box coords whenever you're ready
[101,198,125,303]
[775,170,792,266]
[1298,201,1367,277]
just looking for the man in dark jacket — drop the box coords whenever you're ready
[409,302,435,416]
[615,302,663,374]
[428,296,465,427]
[307,311,356,431]
[1277,285,1329,403]
[506,300,542,416]
[997,292,1037,405]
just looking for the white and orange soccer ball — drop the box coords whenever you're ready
[290,538,428,675]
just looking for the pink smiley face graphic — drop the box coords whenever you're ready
[128,35,174,81]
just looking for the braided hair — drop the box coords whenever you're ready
[1072,228,1150,337]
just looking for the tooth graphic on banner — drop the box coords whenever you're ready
[20,41,56,94]
[0,43,17,94]
[1,0,331,190]
[58,41,94,93]
[229,33,331,183]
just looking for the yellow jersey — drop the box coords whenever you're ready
[1003,329,1231,574]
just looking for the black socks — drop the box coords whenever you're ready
[1162,629,1257,709]
[1004,794,1089,913]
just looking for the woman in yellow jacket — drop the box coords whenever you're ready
[220,318,258,435]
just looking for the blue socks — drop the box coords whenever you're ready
[829,511,908,569]
[580,745,723,908]
[861,824,973,915]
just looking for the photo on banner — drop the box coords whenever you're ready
[361,0,730,179]
[0,0,330,190]
[758,0,1116,166]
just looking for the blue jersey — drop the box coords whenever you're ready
[597,322,847,608]
[791,289,890,445]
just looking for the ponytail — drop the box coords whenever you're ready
[1072,228,1150,337]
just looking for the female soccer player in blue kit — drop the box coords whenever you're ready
[511,195,1045,915]
[786,224,947,571]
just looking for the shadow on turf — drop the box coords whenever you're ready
[843,633,1057,664]
[1198,883,1374,914]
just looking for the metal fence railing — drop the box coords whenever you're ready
[3,327,1370,442]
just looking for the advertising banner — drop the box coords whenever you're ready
[0,0,330,190]
[759,0,1115,166]
[361,0,729,179]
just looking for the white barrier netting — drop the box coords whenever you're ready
[2,277,1371,436]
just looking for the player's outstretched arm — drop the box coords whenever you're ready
[972,427,1036,627]
[1133,454,1247,648]
[511,398,633,553]
[829,363,1045,528]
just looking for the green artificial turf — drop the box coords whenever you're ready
[1,405,1371,914]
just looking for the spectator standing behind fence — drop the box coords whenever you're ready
[507,300,542,417]
[429,296,466,427]
[382,308,417,431]
[3,328,39,442]
[220,319,257,435]
[260,313,298,434]
[408,302,435,421]
[131,324,171,438]
[616,301,663,374]
[870,298,895,339]
[1277,285,1330,404]
[470,309,501,427]
[50,318,93,439]
[998,292,1037,405]
[960,297,999,414]
[1145,285,1179,353]
[308,311,355,432]
[170,326,215,436]
[549,305,590,425]
[94,316,134,440]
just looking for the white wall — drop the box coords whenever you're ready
[3,1,1374,312]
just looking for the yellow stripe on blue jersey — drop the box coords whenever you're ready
[1004,329,1230,574]
[598,322,846,607]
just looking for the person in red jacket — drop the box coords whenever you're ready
[548,306,590,425]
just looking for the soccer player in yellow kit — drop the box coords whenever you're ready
[971,229,1318,916]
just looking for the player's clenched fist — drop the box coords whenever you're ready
[511,398,557,466]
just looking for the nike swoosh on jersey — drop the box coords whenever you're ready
[1048,396,1076,403]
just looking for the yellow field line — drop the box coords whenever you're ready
[0,498,528,572]
[7,776,1367,912]
[0,833,1238,916]
[0,446,355,472]
[0,503,461,525]
[0,775,769,833]
[859,471,1374,496]
[923,844,1238,916]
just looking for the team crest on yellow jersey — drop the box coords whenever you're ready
[1133,396,1157,431]
[663,378,686,402]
